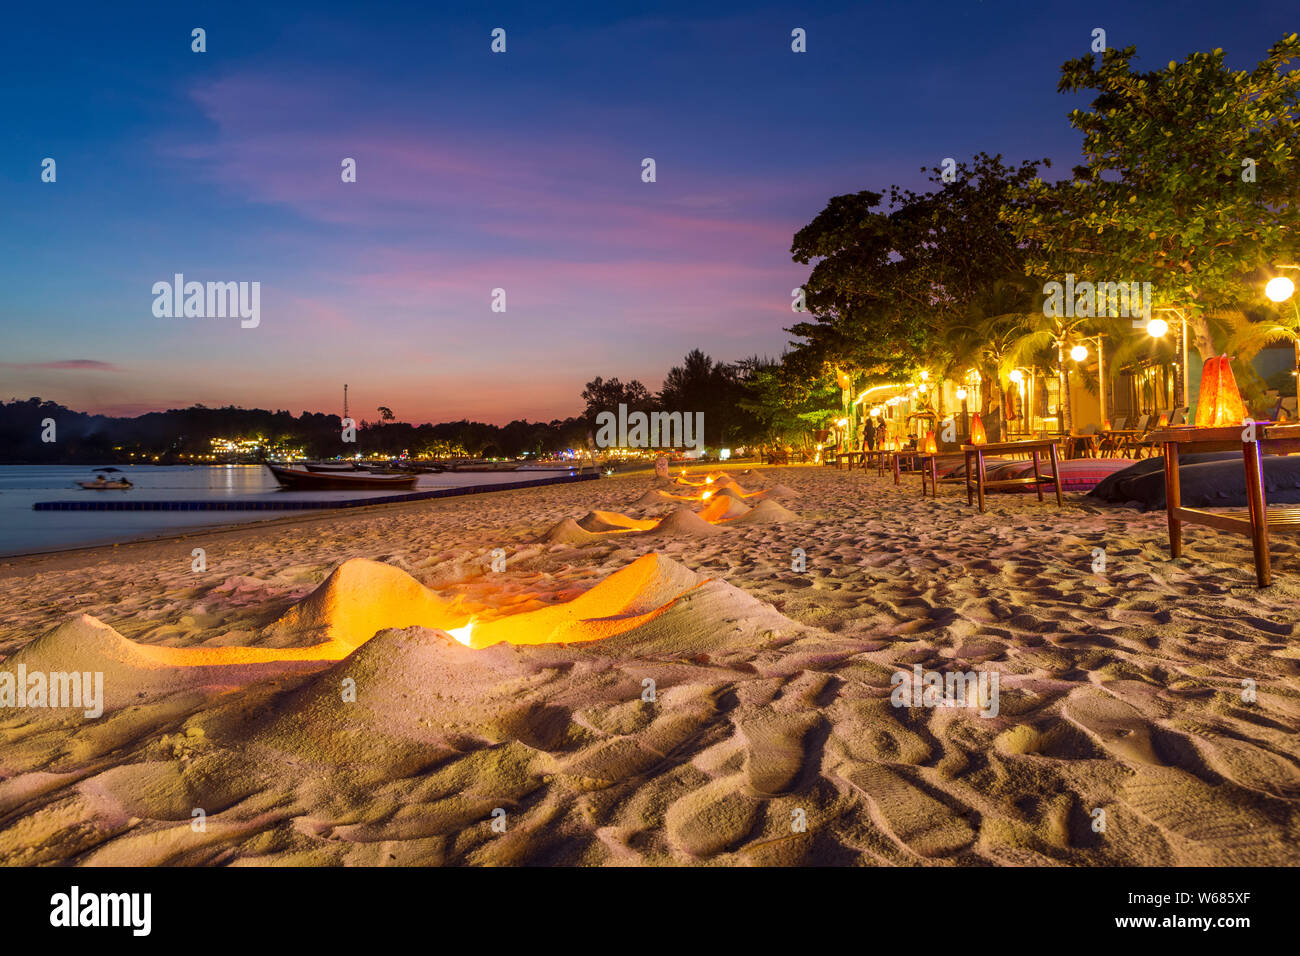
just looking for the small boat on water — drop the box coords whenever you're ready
[78,467,133,490]
[303,462,360,473]
[265,464,418,490]
[78,477,133,490]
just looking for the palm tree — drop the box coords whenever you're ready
[1007,312,1102,433]
[1230,304,1300,406]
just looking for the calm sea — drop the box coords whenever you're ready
[0,465,574,558]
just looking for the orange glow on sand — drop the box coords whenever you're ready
[81,554,705,663]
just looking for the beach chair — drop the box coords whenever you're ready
[1123,414,1152,459]
[1097,416,1128,458]
[1169,406,1189,426]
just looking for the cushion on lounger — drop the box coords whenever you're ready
[999,457,1136,492]
[1087,452,1244,503]
[1087,453,1300,509]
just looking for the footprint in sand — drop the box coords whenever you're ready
[664,774,762,857]
[843,764,976,859]
[1061,687,1161,765]
[737,712,823,797]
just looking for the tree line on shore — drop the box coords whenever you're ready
[784,37,1300,434]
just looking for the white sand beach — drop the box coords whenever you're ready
[1,465,1298,866]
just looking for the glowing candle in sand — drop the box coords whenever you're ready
[447,619,475,646]
[970,414,987,445]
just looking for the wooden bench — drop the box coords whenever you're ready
[1148,423,1300,586]
[958,439,1063,513]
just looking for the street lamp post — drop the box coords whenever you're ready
[1265,266,1300,409]
[1070,335,1106,425]
[1149,308,1189,410]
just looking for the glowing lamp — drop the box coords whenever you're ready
[920,370,930,381]
[923,430,938,454]
[1195,355,1247,427]
[955,388,967,400]
[1157,412,1169,427]
[835,368,852,390]
[1009,370,1024,384]
[869,406,880,417]
[1103,419,1112,431]
[1070,344,1088,362]
[1265,276,1296,303]
[970,413,987,445]
[1146,318,1169,338]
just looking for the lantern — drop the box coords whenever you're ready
[970,413,987,445]
[1157,412,1169,428]
[923,430,938,454]
[1194,356,1246,427]
[835,368,852,390]
[1103,419,1112,431]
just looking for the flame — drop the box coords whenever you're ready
[447,619,475,646]
[705,476,714,484]
[701,490,713,500]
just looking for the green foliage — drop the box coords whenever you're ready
[1003,35,1300,358]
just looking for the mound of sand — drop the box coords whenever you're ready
[716,485,750,501]
[540,517,601,545]
[3,615,334,715]
[650,506,724,537]
[266,558,463,650]
[729,498,800,524]
[577,510,657,533]
[698,495,752,522]
[756,483,799,500]
[469,553,707,648]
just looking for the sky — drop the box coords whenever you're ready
[1,0,1294,424]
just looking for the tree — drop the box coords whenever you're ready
[376,406,395,423]
[1003,36,1300,367]
[580,377,652,426]
[790,154,1048,389]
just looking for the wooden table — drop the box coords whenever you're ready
[1149,424,1300,586]
[919,452,975,499]
[959,439,1063,512]
[889,450,925,485]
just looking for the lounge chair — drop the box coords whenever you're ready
[1121,414,1151,459]
[1097,416,1128,458]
